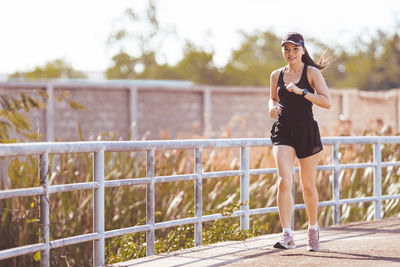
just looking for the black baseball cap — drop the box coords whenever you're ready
[281,32,304,47]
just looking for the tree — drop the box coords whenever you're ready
[106,1,400,90]
[8,59,87,80]
[366,32,400,90]
[324,29,400,90]
[105,51,137,79]
[172,43,222,84]
[220,31,285,86]
[106,0,179,80]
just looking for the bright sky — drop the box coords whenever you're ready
[0,0,399,74]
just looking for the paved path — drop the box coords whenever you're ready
[110,218,400,267]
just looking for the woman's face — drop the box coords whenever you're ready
[282,43,304,64]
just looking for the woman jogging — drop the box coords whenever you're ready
[269,32,332,252]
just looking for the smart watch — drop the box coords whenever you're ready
[302,89,309,96]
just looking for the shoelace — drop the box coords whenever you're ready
[308,230,319,246]
[281,232,291,243]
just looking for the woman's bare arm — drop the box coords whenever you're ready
[285,66,332,109]
[305,67,332,109]
[269,70,281,118]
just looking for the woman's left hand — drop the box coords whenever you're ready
[285,83,303,95]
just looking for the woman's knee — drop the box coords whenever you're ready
[278,176,292,191]
[301,182,317,195]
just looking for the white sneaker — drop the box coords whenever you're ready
[273,231,296,249]
[307,227,320,252]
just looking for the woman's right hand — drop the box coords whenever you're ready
[269,105,281,119]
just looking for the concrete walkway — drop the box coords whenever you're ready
[110,217,400,267]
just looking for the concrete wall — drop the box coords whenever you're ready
[0,81,399,141]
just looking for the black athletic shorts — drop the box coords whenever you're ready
[270,120,323,159]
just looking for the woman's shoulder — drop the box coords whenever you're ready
[270,67,285,79]
[306,65,326,86]
[306,65,321,76]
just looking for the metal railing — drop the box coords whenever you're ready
[1,136,400,266]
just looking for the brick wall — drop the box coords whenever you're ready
[210,89,269,138]
[54,88,130,140]
[0,81,399,141]
[346,90,399,132]
[138,90,203,140]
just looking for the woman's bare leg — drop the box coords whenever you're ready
[273,145,296,228]
[298,152,320,225]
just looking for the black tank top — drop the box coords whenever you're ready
[277,64,314,126]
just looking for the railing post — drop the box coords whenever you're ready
[240,146,250,230]
[146,149,155,256]
[93,150,105,266]
[332,143,340,224]
[129,87,138,140]
[194,148,203,246]
[203,88,212,137]
[373,143,382,220]
[45,84,54,142]
[39,154,50,267]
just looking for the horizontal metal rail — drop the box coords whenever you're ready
[105,225,152,239]
[1,136,399,157]
[51,233,101,249]
[104,178,151,187]
[202,211,245,222]
[0,244,46,261]
[49,182,99,193]
[0,187,45,200]
[0,136,399,266]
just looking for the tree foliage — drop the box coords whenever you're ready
[105,0,178,81]
[365,32,400,90]
[219,31,285,86]
[9,59,87,80]
[172,43,222,84]
[105,1,400,90]
[8,1,400,90]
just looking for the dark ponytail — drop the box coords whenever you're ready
[302,47,332,70]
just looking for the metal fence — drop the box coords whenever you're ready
[1,136,400,266]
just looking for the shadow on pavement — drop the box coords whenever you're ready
[283,250,400,264]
